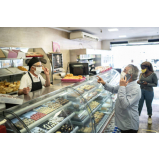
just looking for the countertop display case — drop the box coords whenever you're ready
[0,69,120,133]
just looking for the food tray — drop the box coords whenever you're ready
[31,127,47,133]
[30,112,46,121]
[12,117,35,130]
[38,120,58,131]
[21,111,38,119]
[61,77,86,83]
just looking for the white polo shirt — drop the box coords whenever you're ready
[19,72,46,90]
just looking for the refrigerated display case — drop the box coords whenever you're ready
[0,69,120,133]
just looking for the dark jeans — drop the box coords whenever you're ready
[120,129,138,133]
[138,89,154,116]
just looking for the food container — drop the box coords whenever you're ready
[61,77,86,83]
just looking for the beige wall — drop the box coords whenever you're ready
[0,27,101,71]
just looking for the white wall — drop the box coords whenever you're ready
[102,36,159,50]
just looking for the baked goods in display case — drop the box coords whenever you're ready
[63,74,83,79]
[38,117,64,131]
[31,127,46,133]
[87,101,100,113]
[43,101,61,110]
[78,127,92,133]
[0,81,20,94]
[18,66,28,71]
[55,97,69,105]
[34,107,54,115]
[55,124,73,133]
[30,112,46,121]
[93,111,104,124]
[80,85,94,91]
[13,118,35,129]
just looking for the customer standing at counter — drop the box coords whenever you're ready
[137,61,158,124]
[18,57,50,95]
[97,64,141,133]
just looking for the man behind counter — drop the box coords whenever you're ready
[18,57,50,95]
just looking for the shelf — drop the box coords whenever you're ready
[20,102,72,133]
[7,91,18,95]
[0,57,32,60]
[80,92,102,110]
[71,126,79,133]
[96,114,109,133]
[67,87,97,102]
[0,71,27,77]
[77,58,95,60]
[47,112,75,133]
[97,109,115,133]
[90,103,102,114]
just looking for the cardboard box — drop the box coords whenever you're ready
[0,49,6,58]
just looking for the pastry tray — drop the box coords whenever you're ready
[21,110,38,119]
[61,77,86,83]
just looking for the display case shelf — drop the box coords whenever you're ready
[71,126,79,133]
[97,110,115,133]
[80,92,102,110]
[47,112,75,133]
[20,102,72,133]
[0,71,27,78]
[0,58,32,60]
[96,114,109,133]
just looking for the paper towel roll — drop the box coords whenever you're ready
[60,72,66,78]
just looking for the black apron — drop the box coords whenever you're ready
[28,72,42,92]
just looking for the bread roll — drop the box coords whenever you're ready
[5,82,10,86]
[9,84,16,88]
[6,88,13,93]
[0,91,6,94]
[0,85,4,89]
[13,87,18,91]
[0,82,4,85]
[17,81,20,85]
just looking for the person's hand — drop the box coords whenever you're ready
[120,76,129,87]
[23,87,30,95]
[143,81,148,85]
[137,80,141,84]
[97,76,106,85]
[44,67,49,75]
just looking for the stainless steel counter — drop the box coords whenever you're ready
[19,81,75,104]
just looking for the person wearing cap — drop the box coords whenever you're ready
[18,57,50,95]
[97,64,141,133]
[137,61,158,124]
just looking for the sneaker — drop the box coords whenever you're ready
[148,117,152,124]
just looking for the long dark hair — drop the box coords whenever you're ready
[141,62,154,72]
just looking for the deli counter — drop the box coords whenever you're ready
[0,69,119,133]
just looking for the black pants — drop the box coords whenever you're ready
[120,129,138,133]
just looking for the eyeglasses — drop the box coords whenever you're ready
[33,65,43,67]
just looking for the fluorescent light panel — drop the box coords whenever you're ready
[119,35,126,37]
[108,28,118,31]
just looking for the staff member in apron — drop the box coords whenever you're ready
[18,57,50,95]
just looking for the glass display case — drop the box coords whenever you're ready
[0,69,120,133]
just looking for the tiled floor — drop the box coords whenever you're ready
[138,83,159,133]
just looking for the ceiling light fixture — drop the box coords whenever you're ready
[108,28,118,32]
[119,35,126,37]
